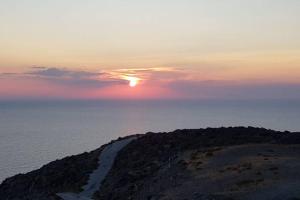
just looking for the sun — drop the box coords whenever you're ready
[121,76,140,87]
[129,78,138,87]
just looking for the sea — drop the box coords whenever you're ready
[0,99,299,182]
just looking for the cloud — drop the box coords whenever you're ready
[1,67,127,89]
[27,67,101,79]
[0,72,18,77]
[107,67,188,82]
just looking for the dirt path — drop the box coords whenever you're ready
[57,137,135,200]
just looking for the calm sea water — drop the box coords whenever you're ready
[0,100,299,182]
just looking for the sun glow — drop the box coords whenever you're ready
[128,77,139,87]
[129,79,137,87]
[117,74,141,88]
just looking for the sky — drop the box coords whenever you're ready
[0,0,300,100]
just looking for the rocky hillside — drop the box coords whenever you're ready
[1,127,300,200]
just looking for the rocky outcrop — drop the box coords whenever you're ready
[1,127,300,200]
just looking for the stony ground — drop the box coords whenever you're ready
[135,144,300,200]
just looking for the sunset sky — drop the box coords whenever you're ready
[1,0,300,100]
